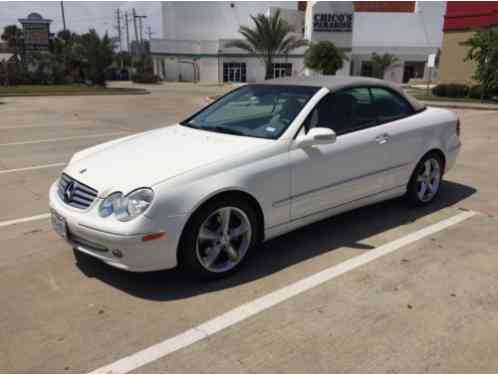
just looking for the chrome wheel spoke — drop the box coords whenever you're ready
[198,227,219,242]
[419,181,428,198]
[424,161,431,177]
[219,208,231,235]
[427,182,435,193]
[224,244,239,262]
[229,223,249,239]
[204,245,223,268]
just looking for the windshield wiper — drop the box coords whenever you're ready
[204,126,246,136]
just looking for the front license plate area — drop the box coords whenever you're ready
[51,210,68,239]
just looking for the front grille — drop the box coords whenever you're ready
[57,173,98,209]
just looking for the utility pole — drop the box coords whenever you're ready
[132,8,139,55]
[132,9,147,55]
[138,15,146,42]
[60,1,67,31]
[116,8,122,52]
[124,11,130,51]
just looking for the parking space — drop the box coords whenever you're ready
[0,83,497,372]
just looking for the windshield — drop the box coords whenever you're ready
[181,84,319,140]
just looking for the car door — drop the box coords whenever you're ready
[369,87,424,188]
[289,87,392,220]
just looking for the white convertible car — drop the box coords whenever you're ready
[49,76,461,278]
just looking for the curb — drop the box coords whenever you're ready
[0,89,150,98]
[421,101,498,111]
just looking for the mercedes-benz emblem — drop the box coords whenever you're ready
[64,181,76,203]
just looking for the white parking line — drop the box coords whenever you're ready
[0,213,50,229]
[92,210,477,374]
[0,162,66,175]
[0,132,128,147]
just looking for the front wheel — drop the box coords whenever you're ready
[406,153,443,206]
[179,197,259,279]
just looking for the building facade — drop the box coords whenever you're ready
[151,1,445,84]
[18,12,53,52]
[439,1,498,84]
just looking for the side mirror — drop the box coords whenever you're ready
[296,127,337,148]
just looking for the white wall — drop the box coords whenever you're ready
[162,1,297,41]
[352,1,445,50]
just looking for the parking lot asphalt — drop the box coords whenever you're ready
[0,82,497,372]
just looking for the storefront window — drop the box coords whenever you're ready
[223,62,246,82]
[272,63,292,79]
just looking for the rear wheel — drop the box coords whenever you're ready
[406,153,443,206]
[179,197,259,279]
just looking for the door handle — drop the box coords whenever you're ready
[375,133,390,144]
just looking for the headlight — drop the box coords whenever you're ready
[99,192,123,218]
[99,188,154,221]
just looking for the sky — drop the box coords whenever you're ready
[0,1,162,48]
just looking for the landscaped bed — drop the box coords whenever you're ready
[0,84,149,97]
[407,87,498,105]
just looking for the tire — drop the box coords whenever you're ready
[178,196,260,279]
[406,152,444,206]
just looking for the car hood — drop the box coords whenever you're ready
[64,124,270,196]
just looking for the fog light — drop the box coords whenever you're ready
[112,249,123,258]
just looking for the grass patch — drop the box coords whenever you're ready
[0,84,149,96]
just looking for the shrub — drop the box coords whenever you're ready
[432,83,469,98]
[131,72,160,84]
[468,84,491,100]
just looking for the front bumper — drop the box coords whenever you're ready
[49,182,185,272]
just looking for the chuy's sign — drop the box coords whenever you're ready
[313,13,353,32]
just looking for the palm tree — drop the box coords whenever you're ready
[75,29,115,86]
[370,52,399,79]
[225,10,307,80]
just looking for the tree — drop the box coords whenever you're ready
[1,25,23,62]
[461,28,498,100]
[115,51,132,68]
[225,10,307,80]
[369,52,399,79]
[304,41,347,75]
[52,30,84,82]
[75,29,115,86]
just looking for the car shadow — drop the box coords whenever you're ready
[76,180,476,301]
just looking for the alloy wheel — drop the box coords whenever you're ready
[195,206,252,273]
[416,158,441,202]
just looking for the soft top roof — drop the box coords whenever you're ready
[261,75,425,112]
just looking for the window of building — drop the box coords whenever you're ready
[272,63,292,79]
[223,62,246,82]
